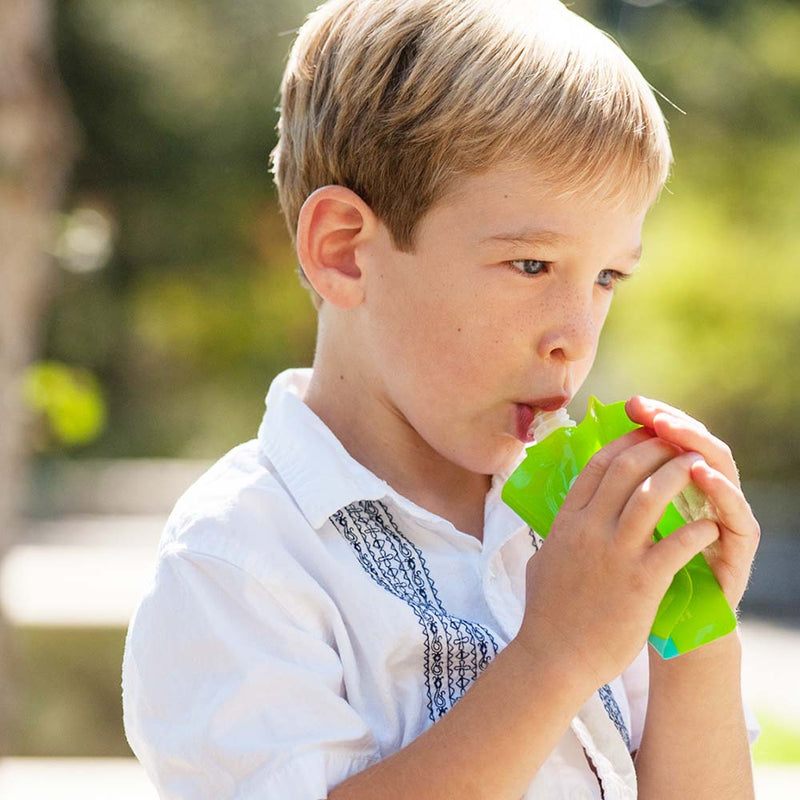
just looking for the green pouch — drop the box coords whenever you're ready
[501,396,737,658]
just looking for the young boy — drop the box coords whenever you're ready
[122,1,761,798]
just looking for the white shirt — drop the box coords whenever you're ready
[122,368,759,800]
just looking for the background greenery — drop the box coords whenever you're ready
[13,0,798,766]
[37,0,800,483]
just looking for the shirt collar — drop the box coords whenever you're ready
[257,368,527,538]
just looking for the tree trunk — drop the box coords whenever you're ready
[0,0,79,754]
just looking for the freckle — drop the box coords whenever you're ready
[457,327,462,333]
[339,374,344,380]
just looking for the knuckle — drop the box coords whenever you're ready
[609,449,642,479]
[667,522,707,557]
[684,413,708,434]
[583,449,611,479]
[673,525,696,549]
[626,484,655,517]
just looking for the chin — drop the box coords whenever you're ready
[459,436,525,478]
[493,437,527,476]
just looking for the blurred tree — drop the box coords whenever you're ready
[33,0,800,479]
[46,0,320,460]
[0,0,79,751]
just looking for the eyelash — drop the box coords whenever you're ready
[506,259,632,290]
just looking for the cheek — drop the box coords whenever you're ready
[382,299,508,403]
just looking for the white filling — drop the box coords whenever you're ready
[529,408,576,442]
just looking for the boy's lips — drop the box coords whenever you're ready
[514,396,570,443]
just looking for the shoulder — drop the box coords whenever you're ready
[156,439,321,589]
[128,438,344,648]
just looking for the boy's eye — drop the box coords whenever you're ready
[508,259,549,276]
[596,268,630,289]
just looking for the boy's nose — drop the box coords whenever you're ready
[536,298,598,363]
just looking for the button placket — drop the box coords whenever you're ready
[482,549,522,642]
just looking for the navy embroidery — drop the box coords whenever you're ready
[528,528,543,551]
[599,683,631,750]
[330,500,499,722]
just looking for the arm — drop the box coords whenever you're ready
[625,396,761,800]
[333,428,728,800]
[635,633,754,799]
[330,639,593,800]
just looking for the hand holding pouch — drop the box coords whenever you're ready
[501,396,737,658]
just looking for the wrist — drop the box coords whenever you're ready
[648,628,742,681]
[504,636,597,710]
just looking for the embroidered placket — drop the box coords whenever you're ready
[331,500,500,722]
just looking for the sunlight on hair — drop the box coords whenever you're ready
[272,0,673,306]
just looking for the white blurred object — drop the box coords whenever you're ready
[51,206,115,274]
[0,516,162,627]
[0,758,158,800]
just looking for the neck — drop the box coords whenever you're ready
[303,354,491,542]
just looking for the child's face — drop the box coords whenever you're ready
[356,162,647,478]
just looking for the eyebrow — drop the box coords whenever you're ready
[481,228,643,263]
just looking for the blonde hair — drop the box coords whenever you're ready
[271,0,673,308]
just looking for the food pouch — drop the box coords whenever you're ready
[501,396,737,659]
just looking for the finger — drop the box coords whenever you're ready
[626,396,740,488]
[625,395,696,428]
[652,413,740,488]
[562,427,653,509]
[577,436,682,517]
[643,518,721,585]
[617,451,704,547]
[690,460,760,544]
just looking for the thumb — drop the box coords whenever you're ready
[643,518,720,585]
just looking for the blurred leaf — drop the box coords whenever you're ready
[22,362,107,449]
[752,710,800,765]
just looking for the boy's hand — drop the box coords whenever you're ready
[625,395,760,612]
[516,425,728,692]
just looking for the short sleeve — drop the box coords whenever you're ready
[620,636,762,755]
[122,546,381,800]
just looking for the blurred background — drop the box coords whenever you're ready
[0,0,798,796]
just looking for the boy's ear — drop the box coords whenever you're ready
[296,186,376,309]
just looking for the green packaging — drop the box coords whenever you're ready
[501,396,737,659]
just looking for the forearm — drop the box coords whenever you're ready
[635,631,754,799]
[329,640,592,800]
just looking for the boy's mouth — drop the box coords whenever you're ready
[515,397,569,443]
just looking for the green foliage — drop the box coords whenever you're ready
[22,361,106,450]
[42,0,800,476]
[9,626,130,757]
[752,710,800,765]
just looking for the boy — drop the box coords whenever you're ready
[122,0,761,798]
